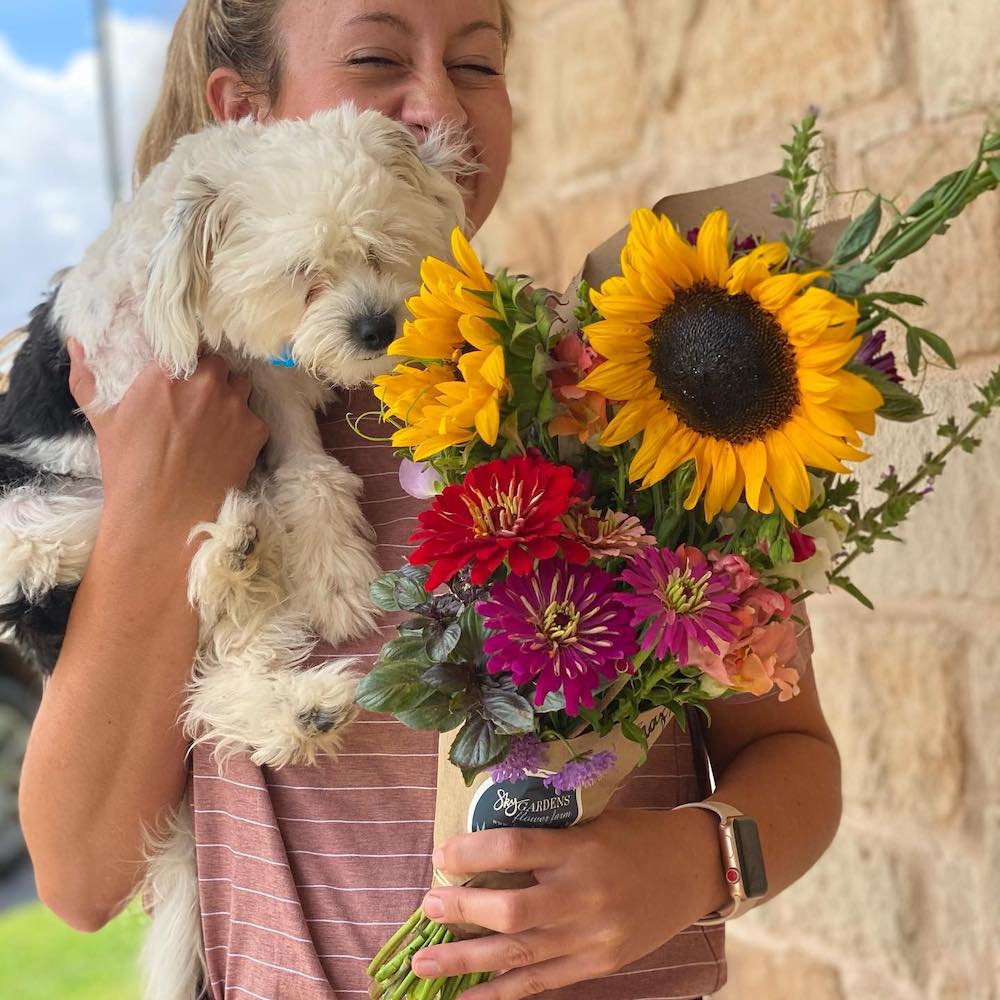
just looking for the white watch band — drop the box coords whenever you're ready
[673,800,748,925]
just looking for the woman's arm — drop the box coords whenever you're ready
[19,342,268,932]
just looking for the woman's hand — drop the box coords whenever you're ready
[67,338,269,535]
[411,807,727,999]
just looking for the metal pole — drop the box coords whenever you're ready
[92,0,122,205]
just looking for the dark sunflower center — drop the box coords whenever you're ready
[649,281,800,444]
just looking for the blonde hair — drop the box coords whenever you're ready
[134,0,514,186]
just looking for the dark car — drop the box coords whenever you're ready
[0,640,40,875]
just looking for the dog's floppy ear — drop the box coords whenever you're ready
[144,174,230,376]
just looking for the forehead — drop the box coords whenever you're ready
[280,0,505,51]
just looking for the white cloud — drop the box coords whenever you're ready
[0,15,172,340]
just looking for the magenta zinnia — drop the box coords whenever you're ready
[476,560,637,715]
[409,454,590,590]
[620,544,741,663]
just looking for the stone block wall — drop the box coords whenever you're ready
[475,2,1000,997]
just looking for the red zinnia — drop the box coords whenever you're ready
[409,454,590,589]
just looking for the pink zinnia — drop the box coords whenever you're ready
[619,544,741,664]
[476,560,637,715]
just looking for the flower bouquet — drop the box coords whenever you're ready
[358,111,1000,999]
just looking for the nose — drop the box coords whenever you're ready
[400,69,469,139]
[350,313,397,353]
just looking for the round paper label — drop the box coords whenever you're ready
[467,773,582,832]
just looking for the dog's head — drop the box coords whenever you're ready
[144,106,469,385]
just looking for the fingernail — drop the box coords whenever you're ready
[423,894,444,919]
[413,956,441,978]
[432,848,445,869]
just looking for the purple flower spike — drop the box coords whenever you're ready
[476,560,638,717]
[543,751,617,794]
[491,734,546,783]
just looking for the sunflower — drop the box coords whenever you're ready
[374,229,510,460]
[578,208,883,521]
[387,228,499,362]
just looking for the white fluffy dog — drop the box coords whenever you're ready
[0,105,466,999]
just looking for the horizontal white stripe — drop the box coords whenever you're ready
[275,816,434,825]
[607,959,720,978]
[212,915,313,945]
[206,947,329,983]
[370,516,420,526]
[197,772,434,792]
[314,953,370,962]
[194,808,278,830]
[299,883,428,892]
[335,752,438,757]
[306,917,413,926]
[289,849,432,860]
[197,842,289,868]
[363,495,414,504]
[376,542,417,549]
[211,982,273,1000]
[199,877,302,907]
[360,470,403,478]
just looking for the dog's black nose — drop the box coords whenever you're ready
[351,313,397,353]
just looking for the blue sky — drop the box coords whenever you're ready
[0,1,181,68]
[0,6,178,336]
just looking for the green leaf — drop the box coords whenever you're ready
[395,691,467,732]
[481,686,536,734]
[355,660,436,714]
[394,576,429,611]
[620,719,649,751]
[449,715,507,775]
[536,689,566,713]
[425,620,462,661]
[369,573,401,611]
[830,576,875,610]
[377,634,431,665]
[830,197,882,265]
[421,662,473,694]
[912,327,957,369]
[829,261,880,296]
[851,365,925,422]
[906,328,923,376]
[453,603,487,661]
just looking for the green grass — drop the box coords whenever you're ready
[0,899,146,999]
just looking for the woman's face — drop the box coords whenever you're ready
[222,0,513,231]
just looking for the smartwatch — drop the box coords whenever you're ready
[672,800,767,925]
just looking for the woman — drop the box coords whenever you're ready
[19,2,843,998]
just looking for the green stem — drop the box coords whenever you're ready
[368,908,425,977]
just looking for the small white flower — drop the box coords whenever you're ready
[772,509,849,593]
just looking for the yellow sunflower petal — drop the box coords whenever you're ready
[601,399,662,447]
[578,361,657,401]
[684,442,712,511]
[459,314,500,352]
[702,440,739,521]
[782,417,852,475]
[450,228,491,289]
[798,336,863,371]
[696,209,731,287]
[642,425,698,487]
[474,395,500,445]
[738,438,769,511]
[828,371,884,412]
[765,429,812,513]
[752,270,828,313]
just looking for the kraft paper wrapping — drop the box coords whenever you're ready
[425,172,844,932]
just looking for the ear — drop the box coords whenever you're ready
[144,174,230,376]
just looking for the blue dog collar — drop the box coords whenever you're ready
[270,345,296,368]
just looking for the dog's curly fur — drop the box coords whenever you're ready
[0,106,466,1000]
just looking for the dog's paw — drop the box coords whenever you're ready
[185,647,360,769]
[265,458,381,645]
[188,490,284,632]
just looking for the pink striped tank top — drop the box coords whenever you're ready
[191,387,728,999]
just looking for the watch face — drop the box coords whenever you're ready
[732,817,768,898]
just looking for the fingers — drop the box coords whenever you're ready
[412,927,569,980]
[65,337,97,413]
[421,882,559,938]
[435,827,571,878]
[460,955,607,1000]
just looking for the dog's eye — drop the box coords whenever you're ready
[366,248,383,275]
